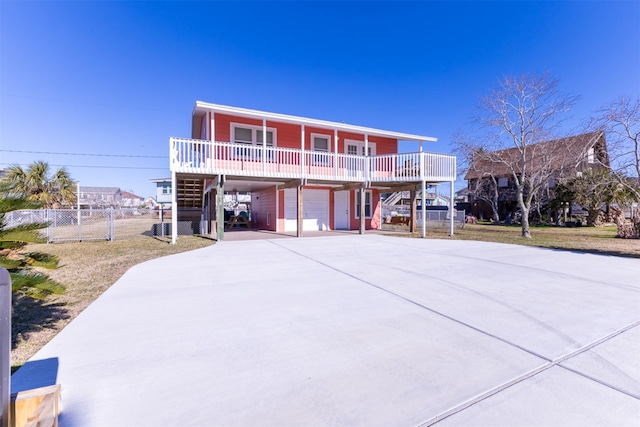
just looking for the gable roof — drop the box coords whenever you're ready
[464,131,607,180]
[192,101,438,143]
[121,191,143,200]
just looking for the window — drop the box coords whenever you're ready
[231,123,276,159]
[234,127,253,144]
[587,147,595,164]
[355,190,372,218]
[161,184,171,195]
[345,140,376,156]
[498,177,509,188]
[312,135,329,152]
[311,133,331,165]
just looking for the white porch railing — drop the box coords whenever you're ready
[170,138,456,182]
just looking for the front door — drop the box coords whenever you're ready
[334,191,349,229]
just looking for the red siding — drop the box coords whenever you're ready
[212,112,399,155]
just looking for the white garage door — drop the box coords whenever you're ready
[284,188,329,232]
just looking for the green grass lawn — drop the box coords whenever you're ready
[402,222,640,258]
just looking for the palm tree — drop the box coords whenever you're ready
[1,161,76,208]
[0,183,64,300]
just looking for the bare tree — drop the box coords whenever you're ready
[452,132,500,222]
[590,97,640,200]
[473,73,580,238]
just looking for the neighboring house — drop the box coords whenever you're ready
[121,191,144,207]
[464,131,609,220]
[149,178,173,208]
[168,101,457,241]
[79,186,122,208]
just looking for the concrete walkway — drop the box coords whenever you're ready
[12,235,640,426]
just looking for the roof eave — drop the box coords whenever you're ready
[193,101,437,143]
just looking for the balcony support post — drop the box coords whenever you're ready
[421,178,427,238]
[171,171,178,244]
[297,184,304,238]
[359,186,366,235]
[410,189,417,233]
[216,176,225,241]
[449,179,455,236]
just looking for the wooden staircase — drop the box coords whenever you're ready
[176,178,204,209]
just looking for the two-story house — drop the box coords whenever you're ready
[168,102,457,242]
[464,131,609,221]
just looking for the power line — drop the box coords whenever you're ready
[0,149,168,159]
[0,163,167,170]
[0,92,183,114]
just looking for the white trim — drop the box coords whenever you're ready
[210,112,215,141]
[195,101,437,142]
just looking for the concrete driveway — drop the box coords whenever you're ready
[11,235,640,426]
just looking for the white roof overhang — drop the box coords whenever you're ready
[193,101,437,143]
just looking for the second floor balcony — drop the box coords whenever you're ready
[170,138,457,184]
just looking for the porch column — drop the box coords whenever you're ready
[210,112,215,141]
[334,129,338,178]
[262,119,267,175]
[449,179,455,236]
[410,189,417,233]
[300,125,306,178]
[364,134,370,182]
[297,184,303,238]
[359,186,366,235]
[171,171,177,244]
[421,180,427,238]
[216,176,225,241]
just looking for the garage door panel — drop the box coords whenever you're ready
[284,189,329,232]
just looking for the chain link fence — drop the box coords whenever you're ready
[3,208,152,242]
[381,206,466,230]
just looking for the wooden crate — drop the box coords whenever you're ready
[10,384,60,427]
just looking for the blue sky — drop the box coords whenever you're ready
[1,1,638,198]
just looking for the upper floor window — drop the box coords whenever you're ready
[311,133,331,165]
[312,134,330,152]
[231,123,277,160]
[498,177,509,188]
[231,124,276,147]
[587,147,595,164]
[345,140,376,156]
